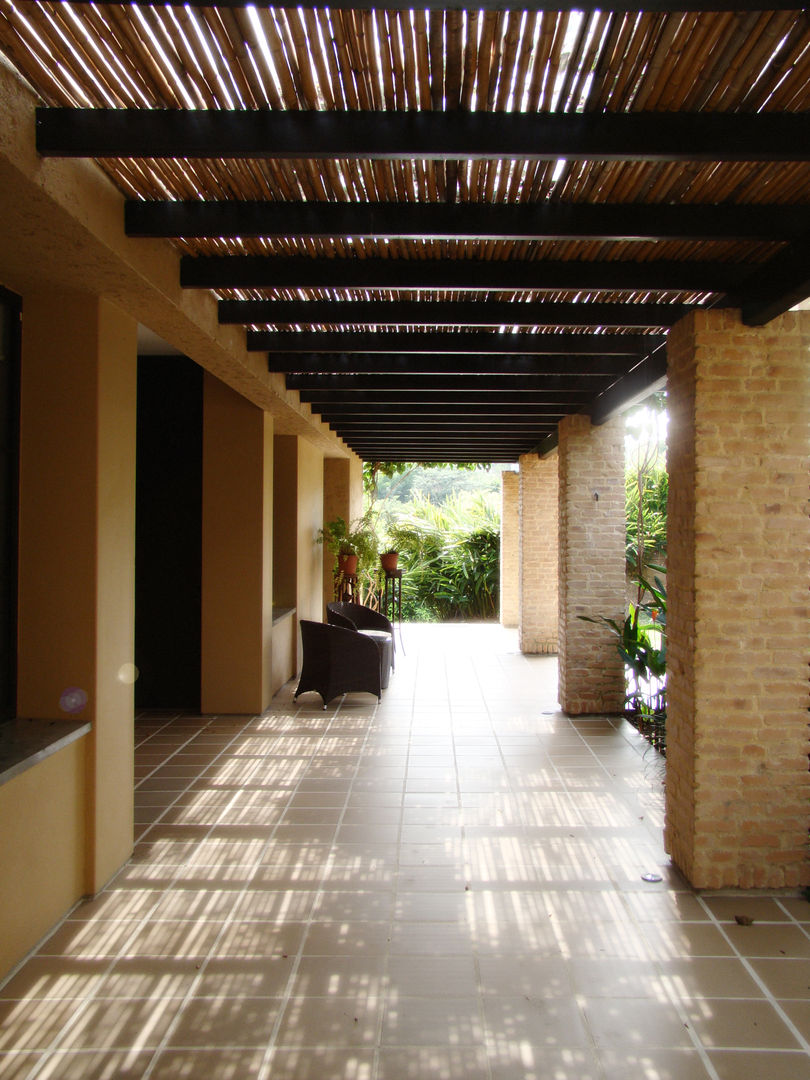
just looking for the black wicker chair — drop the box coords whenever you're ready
[294,620,382,708]
[326,601,395,676]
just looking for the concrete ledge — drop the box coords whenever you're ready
[0,718,90,787]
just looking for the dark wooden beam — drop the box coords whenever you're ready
[255,330,663,355]
[302,389,589,404]
[270,354,629,376]
[590,348,668,424]
[314,403,572,416]
[288,374,612,392]
[181,255,745,292]
[737,237,810,326]
[222,298,697,328]
[39,108,810,162]
[126,200,809,242]
[22,1,796,11]
[331,424,553,433]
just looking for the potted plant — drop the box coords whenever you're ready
[317,514,378,578]
[380,549,399,573]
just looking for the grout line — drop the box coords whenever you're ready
[696,896,810,1057]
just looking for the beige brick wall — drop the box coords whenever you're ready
[558,415,626,714]
[518,451,559,654]
[500,469,519,627]
[665,308,810,889]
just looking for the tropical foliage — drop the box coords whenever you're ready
[384,493,500,621]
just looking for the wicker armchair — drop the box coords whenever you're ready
[326,601,395,670]
[294,620,382,708]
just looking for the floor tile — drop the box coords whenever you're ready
[2,626,809,1078]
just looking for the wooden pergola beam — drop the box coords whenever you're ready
[182,255,744,292]
[269,354,629,375]
[253,330,663,355]
[38,108,810,162]
[126,200,810,243]
[221,299,697,329]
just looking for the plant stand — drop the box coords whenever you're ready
[382,569,404,654]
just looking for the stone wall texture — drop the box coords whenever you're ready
[518,452,559,653]
[665,308,810,889]
[500,469,519,627]
[557,415,626,713]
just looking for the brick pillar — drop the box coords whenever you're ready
[558,415,626,714]
[665,309,810,889]
[518,452,558,653]
[500,469,519,627]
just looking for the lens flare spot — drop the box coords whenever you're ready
[117,663,140,685]
[59,687,88,714]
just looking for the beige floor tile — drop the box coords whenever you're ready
[778,1000,810,1040]
[598,1048,714,1080]
[0,998,84,1051]
[750,958,810,1000]
[59,997,185,1051]
[0,957,110,1001]
[208,920,305,959]
[0,1052,44,1079]
[652,922,736,958]
[683,997,801,1049]
[486,1045,602,1080]
[98,957,201,999]
[150,1046,266,1078]
[778,899,810,923]
[659,957,766,1000]
[312,891,394,923]
[378,1046,489,1079]
[303,922,392,957]
[275,995,383,1048]
[382,995,485,1046]
[291,956,387,998]
[723,923,810,959]
[37,1050,156,1078]
[482,995,589,1048]
[570,957,665,999]
[194,956,295,998]
[388,922,474,956]
[165,995,282,1048]
[120,919,225,959]
[386,955,478,997]
[582,996,694,1049]
[267,1047,376,1080]
[702,896,792,923]
[707,1049,810,1079]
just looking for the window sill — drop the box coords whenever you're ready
[0,718,91,788]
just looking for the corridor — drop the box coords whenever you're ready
[1,624,808,1079]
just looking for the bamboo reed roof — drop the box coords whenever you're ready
[2,2,810,461]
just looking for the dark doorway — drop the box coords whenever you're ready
[0,287,20,723]
[135,354,202,710]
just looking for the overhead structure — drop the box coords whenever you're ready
[4,1,810,461]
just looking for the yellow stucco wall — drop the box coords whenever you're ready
[201,373,273,714]
[0,738,87,977]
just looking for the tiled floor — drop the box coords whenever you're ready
[2,623,810,1079]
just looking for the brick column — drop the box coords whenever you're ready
[558,415,626,714]
[518,452,558,653]
[665,309,810,889]
[500,469,519,627]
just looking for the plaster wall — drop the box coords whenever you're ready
[201,373,273,713]
[0,740,87,976]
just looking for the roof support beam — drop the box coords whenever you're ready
[38,108,810,162]
[254,330,663,355]
[182,255,743,293]
[288,374,612,392]
[736,236,810,326]
[589,348,668,424]
[314,403,572,416]
[221,299,697,329]
[270,354,629,375]
[22,1,801,11]
[126,200,809,242]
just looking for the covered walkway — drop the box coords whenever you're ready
[1,624,808,1080]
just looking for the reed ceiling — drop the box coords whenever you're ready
[2,1,810,461]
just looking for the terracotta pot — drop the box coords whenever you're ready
[380,551,399,573]
[338,552,358,575]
